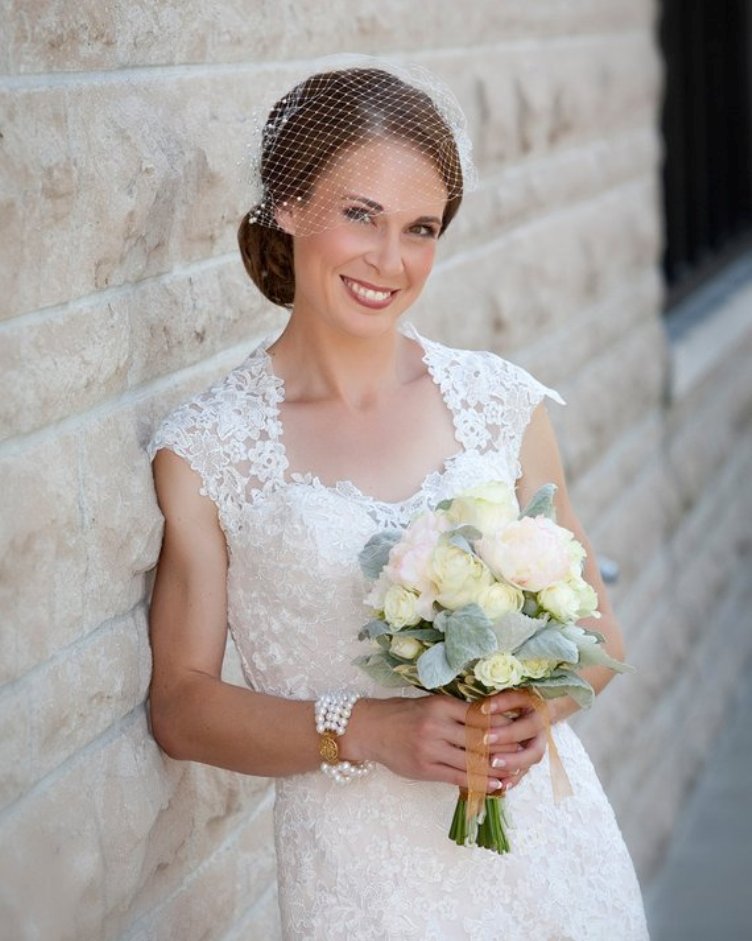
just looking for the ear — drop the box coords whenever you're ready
[274,202,297,236]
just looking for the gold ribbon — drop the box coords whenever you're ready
[463,690,573,822]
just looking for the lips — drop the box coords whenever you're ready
[341,276,397,308]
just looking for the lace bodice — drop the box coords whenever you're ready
[146,326,649,940]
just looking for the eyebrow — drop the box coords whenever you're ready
[341,193,442,226]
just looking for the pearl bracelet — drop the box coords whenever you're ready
[314,691,374,785]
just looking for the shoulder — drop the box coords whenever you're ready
[146,341,278,465]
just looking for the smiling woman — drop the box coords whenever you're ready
[145,62,649,939]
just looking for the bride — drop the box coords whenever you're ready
[146,63,649,939]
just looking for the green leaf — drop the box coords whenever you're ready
[520,483,557,520]
[357,618,390,641]
[515,627,579,664]
[444,605,498,670]
[353,653,413,688]
[358,530,402,579]
[396,627,444,642]
[532,671,595,708]
[436,498,453,511]
[417,642,460,689]
[491,611,548,653]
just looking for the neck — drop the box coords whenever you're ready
[268,314,417,408]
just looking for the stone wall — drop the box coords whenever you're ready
[2,1,751,938]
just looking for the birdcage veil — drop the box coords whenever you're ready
[243,54,478,238]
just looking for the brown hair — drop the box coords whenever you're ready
[238,67,464,308]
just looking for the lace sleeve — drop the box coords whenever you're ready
[146,398,234,532]
[491,354,566,480]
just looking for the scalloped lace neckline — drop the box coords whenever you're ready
[257,323,467,509]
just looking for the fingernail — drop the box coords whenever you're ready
[483,732,499,745]
[491,756,506,769]
[489,779,502,791]
[481,702,494,715]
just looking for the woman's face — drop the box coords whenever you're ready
[279,139,448,339]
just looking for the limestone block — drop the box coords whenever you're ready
[0,430,87,684]
[125,781,276,941]
[0,299,130,439]
[125,261,284,390]
[587,456,673,602]
[0,704,274,940]
[433,35,660,176]
[100,745,273,937]
[2,0,656,74]
[78,406,165,633]
[450,129,661,272]
[0,257,282,438]
[0,680,32,809]
[556,319,667,480]
[26,607,151,792]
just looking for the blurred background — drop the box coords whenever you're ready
[1,1,750,938]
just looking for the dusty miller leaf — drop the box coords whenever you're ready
[357,618,390,641]
[492,611,548,653]
[520,483,557,520]
[358,530,402,579]
[417,642,460,689]
[353,653,413,688]
[443,604,497,670]
[515,627,580,664]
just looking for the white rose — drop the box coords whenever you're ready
[383,584,422,628]
[476,581,525,621]
[447,481,520,538]
[478,516,572,592]
[389,635,423,660]
[364,572,391,613]
[429,542,494,610]
[473,652,525,690]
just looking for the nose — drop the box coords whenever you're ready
[364,225,405,279]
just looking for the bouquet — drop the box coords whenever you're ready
[355,480,631,854]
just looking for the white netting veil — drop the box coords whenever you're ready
[243,57,477,236]
[238,56,477,306]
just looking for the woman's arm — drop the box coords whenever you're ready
[516,402,628,724]
[148,448,323,776]
[148,448,537,788]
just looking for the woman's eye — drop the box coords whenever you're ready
[343,206,373,224]
[411,223,439,239]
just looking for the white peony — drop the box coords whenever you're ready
[478,516,572,592]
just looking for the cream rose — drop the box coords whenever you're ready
[389,635,423,660]
[474,652,525,690]
[447,481,520,538]
[539,575,599,623]
[383,584,422,628]
[429,542,494,610]
[477,516,572,592]
[520,657,556,680]
[476,581,525,621]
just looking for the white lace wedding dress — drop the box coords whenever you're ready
[147,323,649,940]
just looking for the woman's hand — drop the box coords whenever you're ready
[343,690,548,793]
